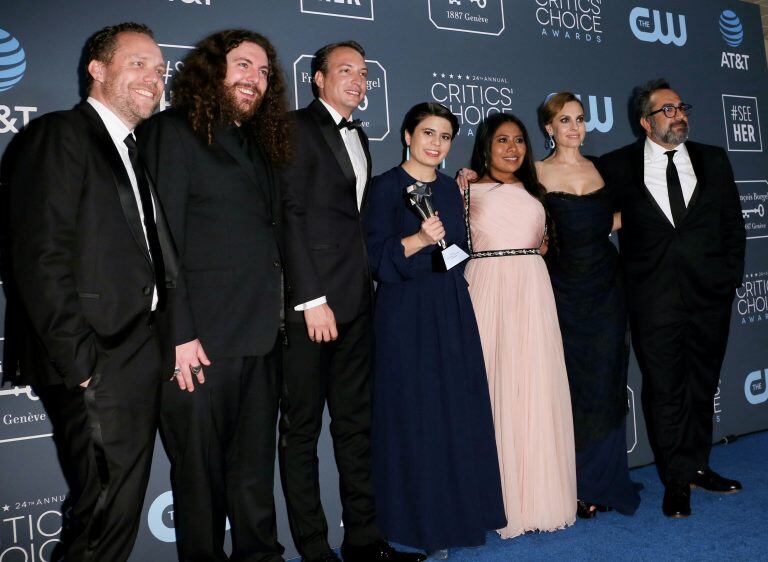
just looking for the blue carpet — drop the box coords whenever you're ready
[415,430,768,561]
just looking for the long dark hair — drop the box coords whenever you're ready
[171,29,291,164]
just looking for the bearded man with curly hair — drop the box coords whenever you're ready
[138,29,290,561]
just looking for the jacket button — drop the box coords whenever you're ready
[142,286,151,296]
[273,260,281,268]
[271,220,277,227]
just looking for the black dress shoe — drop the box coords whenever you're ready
[341,539,427,562]
[690,469,742,493]
[662,483,691,518]
[303,554,341,562]
[576,500,597,519]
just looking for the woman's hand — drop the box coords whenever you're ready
[402,215,445,257]
[612,212,622,232]
[455,168,478,190]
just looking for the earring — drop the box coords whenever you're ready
[405,145,410,161]
[439,158,446,170]
[548,134,555,150]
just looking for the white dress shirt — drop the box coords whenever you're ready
[294,99,369,312]
[87,97,158,310]
[643,137,697,227]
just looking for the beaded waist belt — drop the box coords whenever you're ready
[463,185,545,260]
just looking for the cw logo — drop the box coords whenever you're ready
[629,6,687,46]
[744,369,767,405]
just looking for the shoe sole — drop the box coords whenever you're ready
[663,512,691,518]
[689,485,741,494]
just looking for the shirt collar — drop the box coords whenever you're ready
[318,97,353,126]
[644,136,687,163]
[87,97,133,146]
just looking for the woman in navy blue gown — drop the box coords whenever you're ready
[364,103,506,558]
[536,92,640,518]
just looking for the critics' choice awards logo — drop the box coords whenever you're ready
[629,6,686,46]
[535,0,603,44]
[430,71,514,136]
[0,495,66,560]
[745,369,767,405]
[719,10,750,71]
[300,0,374,20]
[157,43,194,112]
[428,0,505,36]
[737,180,768,240]
[736,270,768,327]
[293,54,390,141]
[0,385,51,445]
[722,95,762,152]
[0,28,37,135]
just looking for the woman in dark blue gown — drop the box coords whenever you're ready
[364,103,505,557]
[537,93,640,517]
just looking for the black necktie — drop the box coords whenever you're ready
[124,134,166,309]
[664,150,686,227]
[337,117,362,131]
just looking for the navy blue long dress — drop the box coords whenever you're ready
[364,166,506,551]
[545,181,641,515]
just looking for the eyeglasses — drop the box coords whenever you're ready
[647,103,693,118]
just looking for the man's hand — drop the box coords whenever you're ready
[173,339,211,392]
[304,303,338,343]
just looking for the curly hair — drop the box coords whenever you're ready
[84,22,154,91]
[171,29,291,164]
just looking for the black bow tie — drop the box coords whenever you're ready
[337,117,362,131]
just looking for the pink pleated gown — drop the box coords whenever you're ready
[463,182,577,539]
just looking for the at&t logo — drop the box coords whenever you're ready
[629,6,686,46]
[300,0,374,21]
[0,28,26,92]
[169,0,212,5]
[719,11,750,71]
[745,369,767,405]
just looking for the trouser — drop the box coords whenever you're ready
[279,312,379,560]
[160,338,283,562]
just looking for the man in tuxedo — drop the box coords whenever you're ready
[137,29,288,561]
[280,41,425,562]
[6,23,175,560]
[599,79,746,518]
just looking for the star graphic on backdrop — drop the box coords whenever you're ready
[432,72,437,77]
[2,505,9,512]
[458,74,463,79]
[449,74,454,78]
[441,73,445,78]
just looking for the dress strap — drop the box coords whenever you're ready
[464,185,543,260]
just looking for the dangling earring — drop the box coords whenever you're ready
[548,133,555,150]
[439,158,446,170]
[580,139,584,147]
[405,145,410,161]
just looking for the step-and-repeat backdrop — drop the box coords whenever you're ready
[1,1,767,559]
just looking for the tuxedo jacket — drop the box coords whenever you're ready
[282,99,373,324]
[598,139,746,313]
[7,103,177,388]
[137,108,283,359]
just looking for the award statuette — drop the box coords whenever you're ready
[405,181,469,271]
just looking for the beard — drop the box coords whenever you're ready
[652,117,689,146]
[102,77,160,125]
[222,81,263,123]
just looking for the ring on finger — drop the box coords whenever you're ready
[190,365,202,375]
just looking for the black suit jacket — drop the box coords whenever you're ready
[282,99,373,324]
[598,139,746,313]
[7,102,177,388]
[137,108,283,359]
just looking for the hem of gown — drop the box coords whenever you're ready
[496,517,576,540]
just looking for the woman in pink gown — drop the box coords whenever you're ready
[463,113,576,539]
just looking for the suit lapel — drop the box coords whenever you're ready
[78,103,152,263]
[308,99,358,191]
[632,139,674,228]
[359,128,373,210]
[216,125,259,186]
[683,141,705,219]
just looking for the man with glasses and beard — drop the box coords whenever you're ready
[138,29,290,561]
[599,79,746,519]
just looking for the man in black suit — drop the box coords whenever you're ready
[138,29,288,561]
[280,41,424,562]
[599,79,746,518]
[6,23,175,561]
